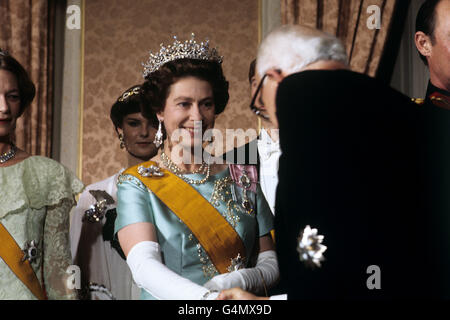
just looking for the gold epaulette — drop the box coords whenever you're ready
[411,98,425,105]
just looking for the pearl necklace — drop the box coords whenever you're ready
[0,144,16,163]
[160,151,210,185]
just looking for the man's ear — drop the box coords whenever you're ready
[415,31,432,60]
[266,68,285,83]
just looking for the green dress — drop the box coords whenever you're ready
[115,166,274,300]
[0,156,84,300]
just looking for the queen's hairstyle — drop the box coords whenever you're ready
[140,58,229,118]
[256,25,349,77]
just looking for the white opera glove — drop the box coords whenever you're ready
[203,250,279,295]
[203,269,246,291]
[126,241,218,300]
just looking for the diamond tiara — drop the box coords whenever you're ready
[142,33,223,78]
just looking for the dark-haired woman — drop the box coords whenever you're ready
[70,85,159,300]
[114,35,279,300]
[0,50,83,299]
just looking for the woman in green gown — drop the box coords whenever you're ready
[0,49,83,299]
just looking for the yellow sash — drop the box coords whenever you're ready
[124,161,246,274]
[0,222,47,300]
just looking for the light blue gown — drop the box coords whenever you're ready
[114,167,274,300]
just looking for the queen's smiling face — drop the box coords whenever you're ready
[158,76,216,150]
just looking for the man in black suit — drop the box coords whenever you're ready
[219,24,440,300]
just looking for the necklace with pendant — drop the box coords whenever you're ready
[160,151,210,185]
[0,144,17,163]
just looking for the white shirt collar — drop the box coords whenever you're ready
[258,128,281,160]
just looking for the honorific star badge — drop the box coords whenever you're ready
[297,225,327,269]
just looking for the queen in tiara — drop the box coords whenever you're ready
[114,34,280,300]
[70,85,160,300]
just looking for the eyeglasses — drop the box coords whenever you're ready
[249,74,270,120]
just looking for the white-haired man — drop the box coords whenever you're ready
[249,25,349,130]
[219,24,437,300]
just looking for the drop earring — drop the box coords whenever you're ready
[119,133,125,149]
[153,119,163,148]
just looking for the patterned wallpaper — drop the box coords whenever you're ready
[82,0,260,185]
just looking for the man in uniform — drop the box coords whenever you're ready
[414,0,450,108]
[414,0,450,298]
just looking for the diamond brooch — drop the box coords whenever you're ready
[83,199,108,223]
[137,164,164,177]
[22,240,39,263]
[297,225,327,269]
[83,190,115,223]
